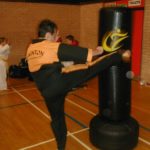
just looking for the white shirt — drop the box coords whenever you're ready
[0,44,10,60]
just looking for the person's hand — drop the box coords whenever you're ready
[96,46,104,55]
[92,46,104,57]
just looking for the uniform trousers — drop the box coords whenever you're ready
[0,60,7,90]
[32,52,122,150]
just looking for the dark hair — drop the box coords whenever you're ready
[38,19,57,37]
[65,35,74,41]
[0,37,7,44]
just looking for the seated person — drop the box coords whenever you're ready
[65,34,79,46]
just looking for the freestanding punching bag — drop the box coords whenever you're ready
[89,7,139,150]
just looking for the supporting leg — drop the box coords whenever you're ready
[44,95,67,150]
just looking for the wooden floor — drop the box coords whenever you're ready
[0,77,150,150]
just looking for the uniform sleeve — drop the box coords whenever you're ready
[57,43,92,64]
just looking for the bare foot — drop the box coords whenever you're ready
[122,50,131,62]
[118,49,131,62]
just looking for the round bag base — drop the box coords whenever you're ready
[89,115,139,150]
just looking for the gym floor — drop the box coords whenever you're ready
[0,77,149,150]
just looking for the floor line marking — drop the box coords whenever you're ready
[68,133,92,150]
[71,94,150,132]
[18,127,150,150]
[65,113,87,128]
[12,88,92,150]
[139,137,150,145]
[19,128,90,150]
[0,90,15,95]
[19,138,55,150]
[9,82,35,88]
[0,99,43,110]
[71,93,98,106]
[12,88,150,148]
[66,98,150,146]
[72,128,89,134]
[12,88,50,119]
[66,98,96,116]
[17,87,37,92]
[0,87,41,105]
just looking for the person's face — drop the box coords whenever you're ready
[65,39,72,45]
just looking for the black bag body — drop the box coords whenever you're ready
[8,58,29,78]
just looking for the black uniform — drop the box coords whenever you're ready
[26,39,122,150]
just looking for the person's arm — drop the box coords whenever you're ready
[92,46,104,57]
[58,43,93,64]
[58,43,105,64]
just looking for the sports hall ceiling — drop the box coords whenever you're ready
[0,0,117,4]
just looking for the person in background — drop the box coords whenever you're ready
[65,34,79,46]
[62,35,79,67]
[0,37,11,91]
[26,19,131,150]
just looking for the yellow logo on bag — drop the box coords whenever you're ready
[102,29,128,52]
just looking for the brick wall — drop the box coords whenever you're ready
[141,0,150,83]
[0,2,80,65]
[1,1,149,83]
[80,3,103,49]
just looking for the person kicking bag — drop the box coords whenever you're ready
[26,19,131,150]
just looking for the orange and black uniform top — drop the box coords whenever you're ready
[26,39,93,73]
[26,39,122,99]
